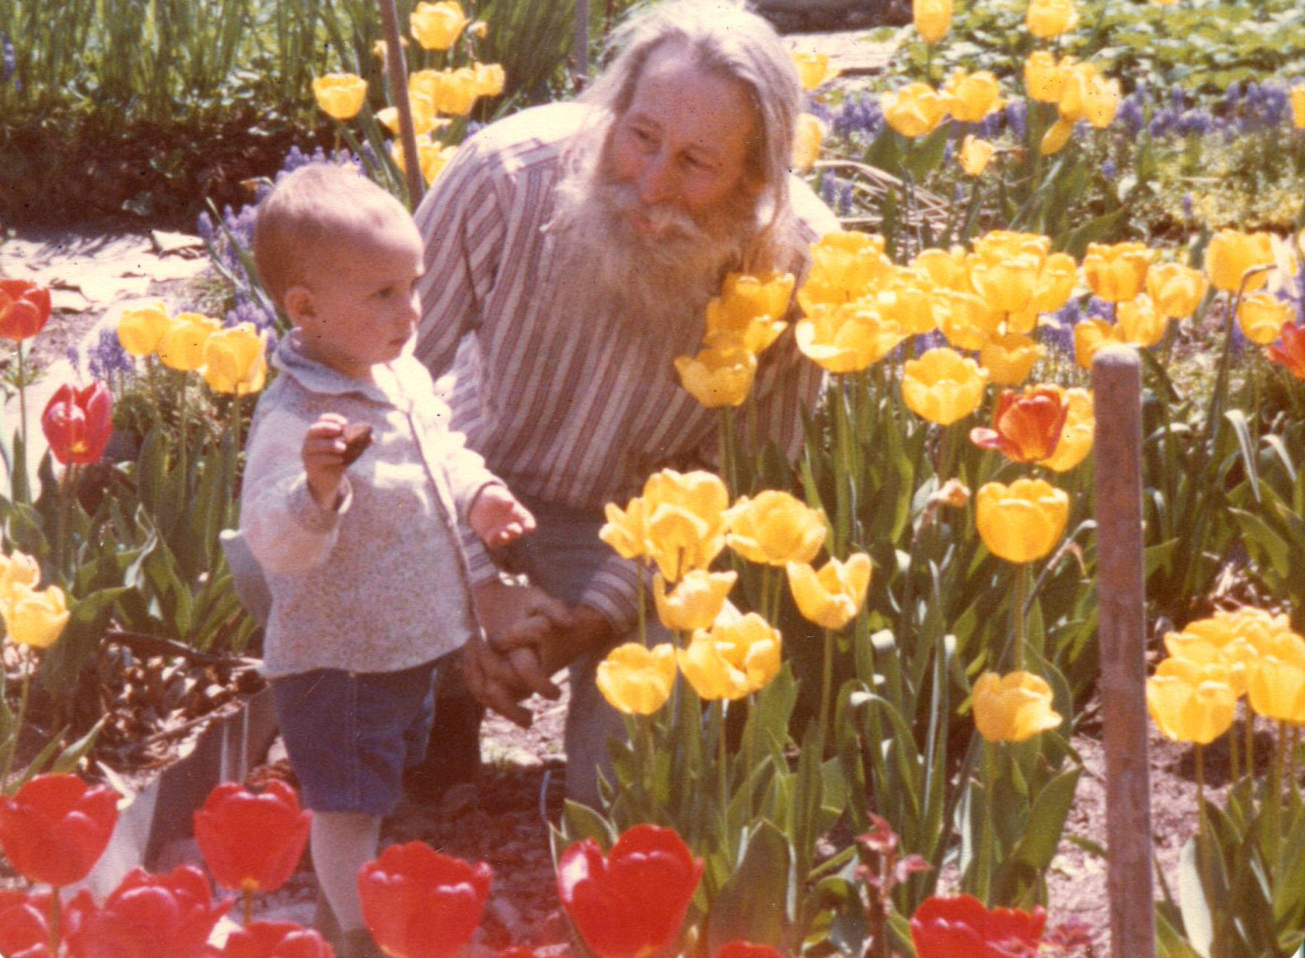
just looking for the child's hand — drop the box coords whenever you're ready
[470,483,536,548]
[302,413,349,510]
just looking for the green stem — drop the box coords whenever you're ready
[1245,709,1255,786]
[243,887,253,925]
[818,627,834,760]
[47,890,61,957]
[1,661,33,791]
[720,406,738,496]
[16,341,28,453]
[1196,743,1212,905]
[978,741,997,903]
[1012,563,1031,671]
[715,699,728,842]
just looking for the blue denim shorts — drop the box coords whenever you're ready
[271,657,439,815]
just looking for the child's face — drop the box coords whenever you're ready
[287,213,423,380]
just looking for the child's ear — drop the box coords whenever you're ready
[283,285,314,325]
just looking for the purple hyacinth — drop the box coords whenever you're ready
[86,327,133,382]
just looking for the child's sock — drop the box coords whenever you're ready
[311,810,382,934]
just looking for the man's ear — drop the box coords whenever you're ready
[283,285,314,325]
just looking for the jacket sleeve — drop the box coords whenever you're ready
[239,405,350,574]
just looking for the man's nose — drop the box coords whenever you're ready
[637,151,677,206]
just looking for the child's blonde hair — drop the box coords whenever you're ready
[253,164,413,308]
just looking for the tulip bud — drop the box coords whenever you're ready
[117,300,171,356]
[194,780,311,895]
[1026,0,1078,38]
[40,381,114,465]
[901,347,988,425]
[793,49,838,90]
[358,842,492,958]
[975,477,1069,563]
[958,135,997,176]
[409,1,470,50]
[972,670,1063,742]
[596,643,677,714]
[913,0,953,43]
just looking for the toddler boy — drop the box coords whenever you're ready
[241,163,534,958]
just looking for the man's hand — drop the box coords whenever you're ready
[458,633,537,728]
[492,601,614,677]
[464,580,570,725]
[302,413,349,510]
[469,483,536,548]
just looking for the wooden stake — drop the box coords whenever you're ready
[378,0,424,206]
[1092,345,1155,958]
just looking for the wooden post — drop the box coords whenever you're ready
[378,0,424,206]
[1092,345,1155,958]
[574,0,591,82]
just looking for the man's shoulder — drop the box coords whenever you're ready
[463,102,591,173]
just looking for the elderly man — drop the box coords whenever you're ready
[409,0,838,806]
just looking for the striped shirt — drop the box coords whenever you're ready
[413,102,838,633]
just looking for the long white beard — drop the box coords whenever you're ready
[544,147,759,338]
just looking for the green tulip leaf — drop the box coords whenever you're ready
[705,818,792,951]
[1177,838,1214,958]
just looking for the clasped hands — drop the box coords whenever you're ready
[461,579,612,727]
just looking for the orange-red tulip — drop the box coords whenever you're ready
[0,279,52,342]
[219,920,334,958]
[557,823,703,958]
[970,386,1069,462]
[0,773,119,887]
[358,842,492,958]
[0,889,57,958]
[40,382,113,465]
[194,780,311,894]
[911,893,1046,958]
[64,865,232,958]
[1268,321,1305,379]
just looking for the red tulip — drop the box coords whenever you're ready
[0,772,119,886]
[220,920,335,958]
[40,382,114,465]
[0,888,57,958]
[1268,320,1305,379]
[556,823,704,958]
[970,386,1068,463]
[358,841,493,958]
[713,942,787,958]
[910,893,1046,958]
[0,279,52,341]
[64,865,232,958]
[194,780,311,893]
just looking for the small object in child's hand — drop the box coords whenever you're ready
[340,423,373,466]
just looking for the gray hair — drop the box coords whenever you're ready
[578,0,803,267]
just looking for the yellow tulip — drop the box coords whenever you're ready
[980,331,1043,386]
[1072,317,1120,369]
[968,252,1042,315]
[937,289,1001,349]
[1039,117,1075,155]
[117,300,172,357]
[901,347,988,425]
[1041,386,1093,472]
[786,553,871,629]
[642,469,731,581]
[203,323,266,395]
[793,50,838,90]
[799,231,894,309]
[1146,674,1237,744]
[1204,228,1274,294]
[971,229,1051,264]
[596,643,677,715]
[1024,51,1069,103]
[1026,0,1078,37]
[1057,62,1118,127]
[678,612,782,700]
[912,0,952,42]
[913,246,970,292]
[972,671,1063,742]
[1146,262,1207,318]
[975,477,1069,563]
[158,312,222,372]
[674,334,757,407]
[959,135,996,176]
[653,571,737,632]
[1115,295,1167,347]
[377,90,446,137]
[792,113,825,173]
[392,136,458,185]
[410,0,469,50]
[1247,655,1305,723]
[873,269,940,335]
[599,497,649,561]
[2,584,70,649]
[472,62,506,98]
[942,69,1003,123]
[882,83,947,138]
[1292,85,1305,129]
[1031,252,1079,314]
[1237,293,1293,345]
[1083,241,1154,302]
[795,301,908,373]
[411,68,480,116]
[312,74,367,121]
[0,551,41,605]
[706,271,793,353]
[1157,647,1246,698]
[726,490,826,567]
